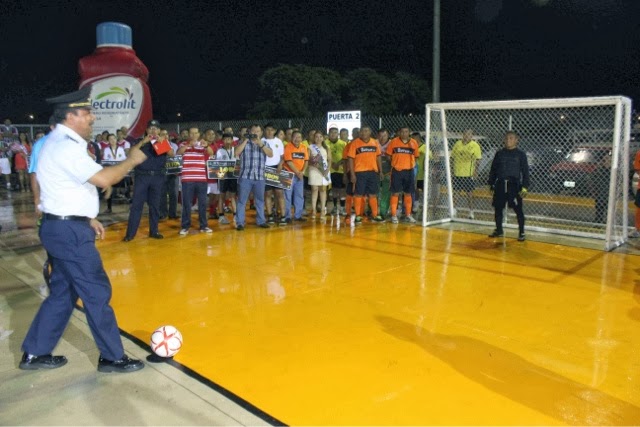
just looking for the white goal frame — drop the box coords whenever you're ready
[422,96,632,251]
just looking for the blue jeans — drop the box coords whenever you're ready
[284,175,304,219]
[181,181,208,230]
[237,178,266,226]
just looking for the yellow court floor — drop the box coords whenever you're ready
[100,215,640,425]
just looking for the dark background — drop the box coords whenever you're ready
[1,0,638,122]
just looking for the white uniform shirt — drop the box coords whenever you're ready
[263,137,284,167]
[37,124,102,218]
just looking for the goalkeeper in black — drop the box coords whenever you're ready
[488,131,530,241]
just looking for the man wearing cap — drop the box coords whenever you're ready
[123,119,175,241]
[20,86,148,373]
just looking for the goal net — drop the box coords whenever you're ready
[422,96,633,251]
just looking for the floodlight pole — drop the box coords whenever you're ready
[432,0,441,103]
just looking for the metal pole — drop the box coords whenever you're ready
[432,0,441,103]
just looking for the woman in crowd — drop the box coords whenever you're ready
[308,131,331,219]
[13,132,31,192]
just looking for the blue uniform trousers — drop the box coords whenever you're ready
[22,219,124,361]
[125,174,163,238]
[236,178,266,226]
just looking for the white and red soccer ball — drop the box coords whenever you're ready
[150,325,183,358]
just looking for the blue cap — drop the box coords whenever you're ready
[96,22,132,48]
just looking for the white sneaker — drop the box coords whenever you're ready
[468,211,475,220]
[391,215,399,224]
[405,215,417,223]
[179,229,189,236]
[629,230,640,238]
[219,216,230,225]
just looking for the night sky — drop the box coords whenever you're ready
[1,0,638,123]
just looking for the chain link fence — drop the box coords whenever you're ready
[424,96,634,251]
[163,114,427,137]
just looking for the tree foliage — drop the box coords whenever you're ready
[250,65,430,118]
[249,64,345,118]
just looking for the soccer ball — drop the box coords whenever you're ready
[150,325,183,358]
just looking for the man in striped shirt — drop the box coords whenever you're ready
[235,124,273,231]
[177,127,214,235]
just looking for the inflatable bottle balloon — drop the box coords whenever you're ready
[78,22,152,139]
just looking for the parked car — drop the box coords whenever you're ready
[548,143,612,195]
[548,128,640,196]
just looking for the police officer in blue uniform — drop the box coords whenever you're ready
[123,119,175,241]
[20,86,148,372]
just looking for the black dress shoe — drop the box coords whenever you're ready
[19,353,68,370]
[123,236,134,242]
[149,233,164,239]
[97,355,144,373]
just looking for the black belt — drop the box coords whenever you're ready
[135,169,166,176]
[43,214,91,223]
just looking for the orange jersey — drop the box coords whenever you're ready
[348,138,380,172]
[386,137,419,171]
[284,143,308,172]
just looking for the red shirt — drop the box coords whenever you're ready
[180,143,210,182]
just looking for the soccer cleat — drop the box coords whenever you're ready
[488,230,504,238]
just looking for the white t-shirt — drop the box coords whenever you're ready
[37,124,102,218]
[263,137,284,167]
